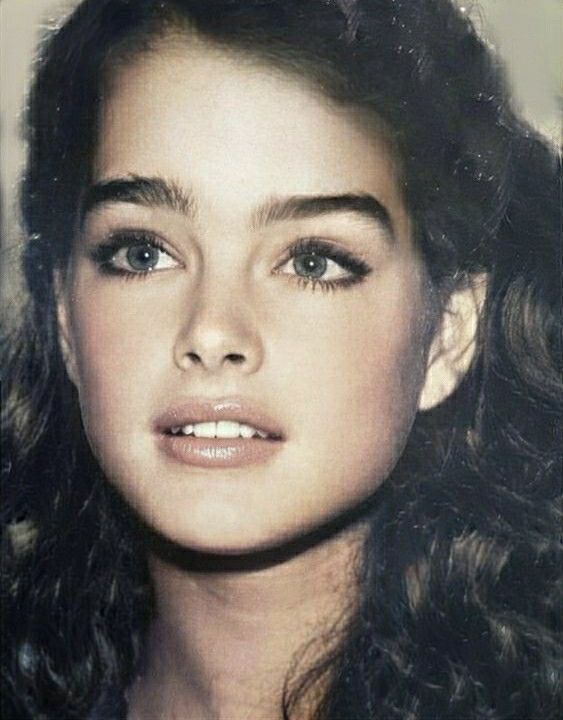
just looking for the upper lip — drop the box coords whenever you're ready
[153,397,285,440]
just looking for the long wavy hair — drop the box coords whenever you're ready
[2,1,561,718]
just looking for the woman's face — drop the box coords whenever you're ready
[59,38,437,554]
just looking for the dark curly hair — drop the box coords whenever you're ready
[2,1,561,718]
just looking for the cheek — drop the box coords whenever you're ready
[67,282,173,436]
[275,274,431,492]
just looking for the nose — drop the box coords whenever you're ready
[173,279,264,375]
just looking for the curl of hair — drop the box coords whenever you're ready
[2,1,561,718]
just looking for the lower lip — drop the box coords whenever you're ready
[158,434,284,469]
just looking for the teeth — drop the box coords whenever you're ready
[193,422,215,438]
[170,421,270,439]
[217,421,245,438]
[239,424,255,439]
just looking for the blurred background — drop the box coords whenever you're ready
[1,0,561,302]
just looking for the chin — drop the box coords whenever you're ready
[139,508,294,558]
[142,501,367,568]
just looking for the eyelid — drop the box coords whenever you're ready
[276,237,372,276]
[88,229,182,275]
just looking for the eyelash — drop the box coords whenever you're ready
[89,231,173,280]
[89,232,372,291]
[277,238,372,293]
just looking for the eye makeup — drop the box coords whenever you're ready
[87,230,373,292]
[87,229,180,278]
[276,238,372,293]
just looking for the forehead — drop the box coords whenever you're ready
[95,38,407,230]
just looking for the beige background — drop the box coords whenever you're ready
[1,0,561,301]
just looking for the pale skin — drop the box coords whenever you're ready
[57,35,481,720]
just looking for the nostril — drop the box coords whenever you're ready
[180,351,246,369]
[187,352,201,364]
[225,353,245,365]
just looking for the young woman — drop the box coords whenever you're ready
[2,1,561,718]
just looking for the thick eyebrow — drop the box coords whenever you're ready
[251,193,395,242]
[81,175,196,222]
[82,175,394,242]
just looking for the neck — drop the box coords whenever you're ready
[127,523,366,720]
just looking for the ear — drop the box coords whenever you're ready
[418,274,486,411]
[54,270,79,387]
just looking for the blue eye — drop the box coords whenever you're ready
[90,232,180,277]
[125,243,161,272]
[278,238,372,291]
[292,253,328,279]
